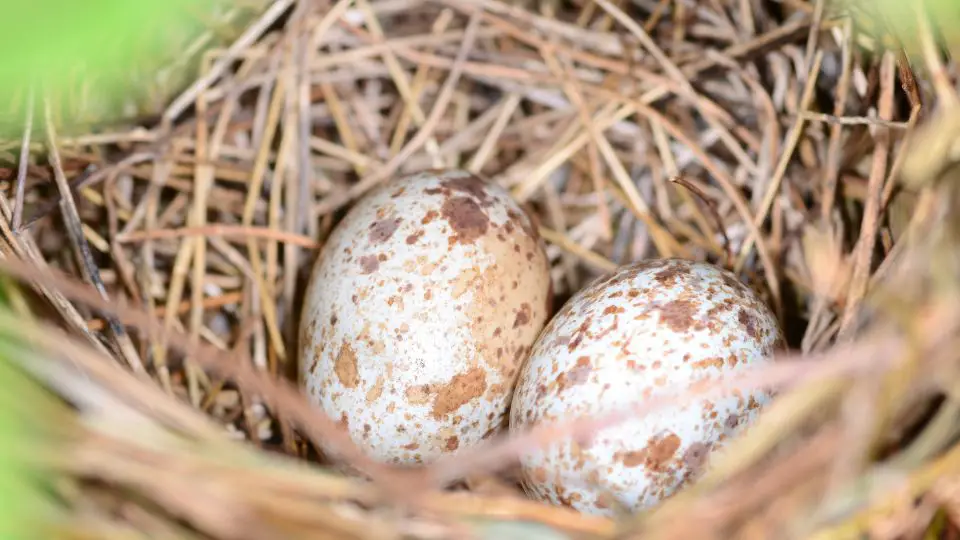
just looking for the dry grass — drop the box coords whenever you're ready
[3,0,960,538]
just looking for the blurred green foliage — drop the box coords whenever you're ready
[841,0,960,56]
[0,357,51,539]
[0,1,191,82]
[0,0,261,136]
[0,279,56,540]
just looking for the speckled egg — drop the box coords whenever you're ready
[300,169,552,467]
[509,258,783,516]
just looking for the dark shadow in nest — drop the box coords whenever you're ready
[776,277,809,350]
[279,202,355,386]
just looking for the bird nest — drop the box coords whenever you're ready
[2,0,960,539]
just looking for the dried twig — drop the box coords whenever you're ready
[42,96,145,374]
[11,85,34,231]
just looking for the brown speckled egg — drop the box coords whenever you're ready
[509,258,783,516]
[300,169,552,467]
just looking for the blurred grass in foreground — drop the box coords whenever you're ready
[0,278,58,540]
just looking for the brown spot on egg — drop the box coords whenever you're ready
[682,442,710,474]
[556,356,592,393]
[618,450,646,468]
[334,342,359,389]
[513,303,531,328]
[403,442,419,450]
[330,313,338,326]
[658,299,698,332]
[369,217,401,243]
[445,436,460,451]
[421,209,439,224]
[738,308,760,340]
[358,255,379,274]
[567,317,592,351]
[440,174,493,204]
[432,367,487,419]
[406,230,424,244]
[441,197,489,244]
[405,384,434,405]
[692,356,724,370]
[646,433,681,471]
[366,376,385,403]
[603,305,625,315]
[653,263,684,285]
[617,433,681,471]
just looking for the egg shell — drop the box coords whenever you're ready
[300,169,552,467]
[510,258,783,516]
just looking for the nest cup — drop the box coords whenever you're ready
[2,1,960,539]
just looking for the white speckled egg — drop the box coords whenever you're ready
[300,169,552,467]
[509,258,783,516]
